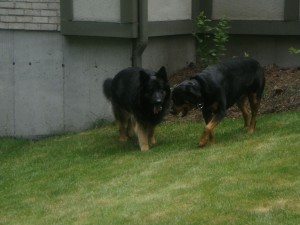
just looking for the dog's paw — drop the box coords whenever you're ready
[247,127,255,133]
[119,136,128,142]
[198,141,207,148]
[198,130,210,147]
[150,137,156,145]
[140,145,150,151]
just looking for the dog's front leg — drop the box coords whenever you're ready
[199,111,225,147]
[118,121,128,142]
[134,122,150,151]
[202,110,214,144]
[148,125,156,146]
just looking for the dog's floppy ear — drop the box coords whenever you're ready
[156,66,167,82]
[187,86,202,104]
[139,70,150,85]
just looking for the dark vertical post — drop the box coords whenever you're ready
[132,0,148,67]
[199,0,213,18]
[60,0,73,22]
[284,0,299,21]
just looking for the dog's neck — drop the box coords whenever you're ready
[189,77,205,109]
[190,76,203,88]
[189,78,199,87]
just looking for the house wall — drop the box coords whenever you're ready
[73,0,120,22]
[148,0,192,21]
[0,0,60,31]
[226,35,300,68]
[143,35,196,74]
[0,30,132,137]
[212,0,285,20]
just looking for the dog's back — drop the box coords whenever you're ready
[103,78,113,101]
[195,57,265,108]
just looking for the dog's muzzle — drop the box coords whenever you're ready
[170,105,188,117]
[153,104,163,114]
[197,103,204,109]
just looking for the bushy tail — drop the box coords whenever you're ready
[103,78,113,101]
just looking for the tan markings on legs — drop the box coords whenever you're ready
[118,121,128,142]
[113,105,131,142]
[126,116,134,137]
[209,131,215,144]
[134,122,149,151]
[199,117,221,147]
[248,93,260,133]
[148,125,156,145]
[173,103,196,117]
[237,96,250,128]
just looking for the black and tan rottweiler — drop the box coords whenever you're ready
[171,57,265,147]
[103,67,170,151]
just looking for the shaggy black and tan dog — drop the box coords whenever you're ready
[171,57,265,147]
[103,67,170,151]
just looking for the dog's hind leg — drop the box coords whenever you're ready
[199,111,225,147]
[134,122,150,151]
[237,96,251,128]
[126,116,134,138]
[148,125,156,146]
[248,93,260,133]
[113,104,130,142]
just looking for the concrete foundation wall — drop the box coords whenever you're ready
[226,35,300,68]
[0,30,132,137]
[143,35,196,74]
[0,30,198,138]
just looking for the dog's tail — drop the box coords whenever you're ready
[103,78,113,101]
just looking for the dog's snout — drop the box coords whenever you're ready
[155,99,162,104]
[153,92,163,104]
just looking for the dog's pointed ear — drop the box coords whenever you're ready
[156,66,167,82]
[139,70,150,85]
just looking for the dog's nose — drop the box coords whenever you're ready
[154,98,162,104]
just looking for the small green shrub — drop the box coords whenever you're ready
[193,11,230,67]
[288,47,300,55]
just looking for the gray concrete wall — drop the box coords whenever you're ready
[225,35,300,68]
[0,30,132,137]
[0,30,197,138]
[143,35,196,74]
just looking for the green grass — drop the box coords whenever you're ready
[0,111,299,225]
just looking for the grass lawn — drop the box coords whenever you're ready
[0,111,299,225]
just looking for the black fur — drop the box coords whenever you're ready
[171,57,265,147]
[103,78,113,101]
[103,66,170,151]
